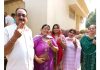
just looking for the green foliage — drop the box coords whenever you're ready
[85,10,96,28]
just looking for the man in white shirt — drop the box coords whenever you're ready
[4,8,34,70]
[5,12,15,26]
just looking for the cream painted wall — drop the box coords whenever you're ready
[24,0,47,36]
[4,0,77,36]
[47,0,76,30]
[4,1,25,15]
[24,0,76,36]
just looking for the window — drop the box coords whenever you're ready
[69,8,75,20]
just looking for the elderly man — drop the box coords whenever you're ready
[4,8,34,70]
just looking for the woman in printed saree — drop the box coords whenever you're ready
[80,25,96,70]
[63,29,81,70]
[33,24,58,70]
[51,24,66,70]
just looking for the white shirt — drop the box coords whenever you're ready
[4,24,34,70]
[5,15,15,26]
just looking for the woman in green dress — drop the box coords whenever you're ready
[80,25,96,70]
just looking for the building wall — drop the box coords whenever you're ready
[24,0,76,36]
[24,0,47,36]
[4,0,25,15]
[47,0,76,30]
[4,0,84,36]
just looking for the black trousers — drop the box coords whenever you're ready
[4,57,7,70]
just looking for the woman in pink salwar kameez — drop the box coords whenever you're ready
[33,24,58,70]
[63,29,81,70]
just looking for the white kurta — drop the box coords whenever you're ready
[4,24,34,70]
[63,37,81,70]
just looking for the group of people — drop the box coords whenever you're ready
[4,8,96,70]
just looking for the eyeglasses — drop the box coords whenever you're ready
[88,28,95,30]
[16,13,27,17]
